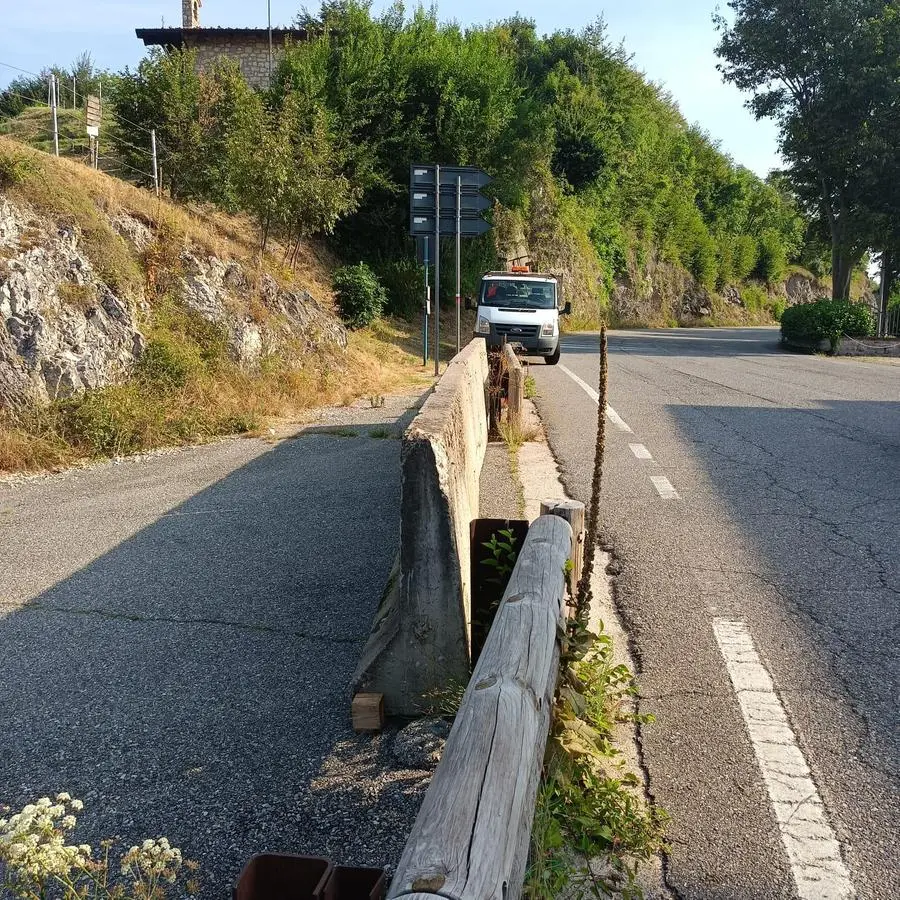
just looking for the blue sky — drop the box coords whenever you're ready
[0,0,781,176]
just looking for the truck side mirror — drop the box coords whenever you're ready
[562,302,572,315]
[464,297,475,311]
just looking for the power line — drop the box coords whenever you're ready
[98,156,152,179]
[2,87,51,109]
[101,131,155,159]
[1,61,161,142]
[0,60,43,79]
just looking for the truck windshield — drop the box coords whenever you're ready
[480,279,557,309]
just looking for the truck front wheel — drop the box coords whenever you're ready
[546,342,561,365]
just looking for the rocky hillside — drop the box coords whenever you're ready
[609,252,828,327]
[0,138,419,473]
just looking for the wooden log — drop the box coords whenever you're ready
[540,499,586,609]
[503,342,524,432]
[351,693,384,732]
[388,515,572,900]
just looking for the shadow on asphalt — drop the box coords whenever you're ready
[0,422,427,897]
[562,328,785,358]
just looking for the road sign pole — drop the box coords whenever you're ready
[456,176,461,356]
[423,236,430,366]
[434,164,441,376]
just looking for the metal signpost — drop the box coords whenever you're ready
[456,176,461,354]
[409,164,493,374]
[416,235,431,365]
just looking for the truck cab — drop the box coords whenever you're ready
[468,268,570,364]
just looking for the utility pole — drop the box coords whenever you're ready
[151,129,160,197]
[50,75,59,157]
[72,75,76,110]
[433,163,441,376]
[267,0,274,85]
[455,175,461,355]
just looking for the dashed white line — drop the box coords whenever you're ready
[650,475,680,499]
[605,405,633,434]
[558,364,633,432]
[712,619,855,900]
[629,443,653,460]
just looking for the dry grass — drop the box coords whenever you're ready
[0,138,430,476]
[57,281,98,310]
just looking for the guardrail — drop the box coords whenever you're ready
[388,511,577,900]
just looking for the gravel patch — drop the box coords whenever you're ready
[479,442,522,519]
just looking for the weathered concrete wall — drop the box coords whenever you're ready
[353,339,489,715]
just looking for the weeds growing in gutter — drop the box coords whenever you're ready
[527,623,668,898]
[527,326,668,898]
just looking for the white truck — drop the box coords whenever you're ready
[466,268,571,364]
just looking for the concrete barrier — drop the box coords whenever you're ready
[352,339,489,715]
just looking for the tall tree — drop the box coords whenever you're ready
[715,0,896,300]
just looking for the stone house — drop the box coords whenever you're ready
[136,0,306,89]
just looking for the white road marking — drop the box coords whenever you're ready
[712,619,855,900]
[605,405,633,434]
[650,475,679,499]
[558,364,634,433]
[629,443,653,460]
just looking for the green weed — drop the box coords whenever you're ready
[526,623,668,899]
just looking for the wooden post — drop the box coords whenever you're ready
[540,499,585,606]
[351,693,384,732]
[388,515,572,900]
[503,342,523,432]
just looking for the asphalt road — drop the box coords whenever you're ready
[532,328,899,900]
[0,398,427,898]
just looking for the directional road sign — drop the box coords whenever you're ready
[409,163,493,238]
[410,164,493,190]
[409,212,493,237]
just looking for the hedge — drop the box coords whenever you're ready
[780,299,873,351]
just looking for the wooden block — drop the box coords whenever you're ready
[352,693,385,732]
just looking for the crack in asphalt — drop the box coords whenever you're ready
[9,601,369,643]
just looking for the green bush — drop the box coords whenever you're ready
[740,284,768,313]
[332,263,387,329]
[57,386,158,457]
[733,235,759,280]
[690,234,718,290]
[136,338,194,389]
[754,231,788,283]
[780,299,874,350]
[769,297,787,321]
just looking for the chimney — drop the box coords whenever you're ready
[182,0,200,28]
